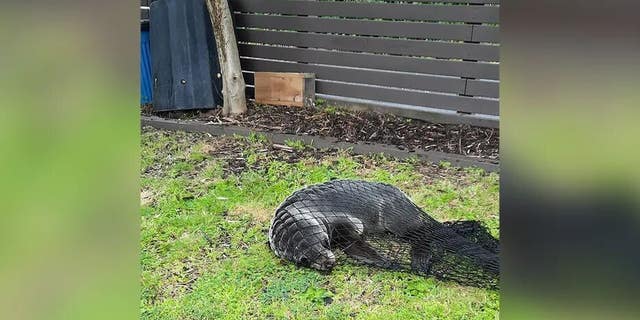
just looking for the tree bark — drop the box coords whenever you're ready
[205,0,247,116]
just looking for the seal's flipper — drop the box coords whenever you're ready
[410,246,439,275]
[341,238,398,269]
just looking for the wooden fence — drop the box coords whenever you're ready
[142,0,500,127]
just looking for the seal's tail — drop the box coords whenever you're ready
[406,220,500,288]
[444,220,500,254]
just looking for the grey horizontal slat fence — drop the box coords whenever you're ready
[236,29,499,61]
[243,72,497,116]
[235,14,475,42]
[241,59,468,95]
[407,0,499,3]
[231,0,499,23]
[239,44,498,80]
[466,79,499,98]
[232,0,500,125]
[473,25,500,42]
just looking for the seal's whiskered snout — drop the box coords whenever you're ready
[310,250,336,271]
[269,180,500,289]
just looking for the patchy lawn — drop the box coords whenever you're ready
[140,126,499,320]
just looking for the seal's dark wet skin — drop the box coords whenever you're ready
[268,180,500,289]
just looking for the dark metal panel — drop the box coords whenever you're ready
[465,79,499,98]
[150,0,223,111]
[472,25,500,43]
[230,0,499,23]
[149,1,171,107]
[314,81,499,115]
[238,44,499,80]
[240,58,467,95]
[234,14,473,41]
[236,29,499,62]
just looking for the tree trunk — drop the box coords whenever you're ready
[205,0,247,116]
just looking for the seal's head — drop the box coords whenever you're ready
[309,249,336,271]
[295,238,336,271]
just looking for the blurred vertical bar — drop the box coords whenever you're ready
[0,1,138,320]
[141,21,152,105]
[501,1,640,319]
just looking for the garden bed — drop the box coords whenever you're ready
[143,103,499,160]
[142,116,499,172]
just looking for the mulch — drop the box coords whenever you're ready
[144,103,499,160]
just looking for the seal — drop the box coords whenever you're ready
[267,180,499,286]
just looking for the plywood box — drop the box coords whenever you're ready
[254,72,315,107]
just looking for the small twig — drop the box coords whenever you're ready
[272,144,294,152]
[487,128,494,142]
[254,124,283,130]
[221,117,240,124]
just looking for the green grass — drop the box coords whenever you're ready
[140,127,500,320]
[284,139,307,152]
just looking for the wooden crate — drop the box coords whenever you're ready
[254,72,315,107]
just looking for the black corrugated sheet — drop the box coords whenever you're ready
[150,0,223,111]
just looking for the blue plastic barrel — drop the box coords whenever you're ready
[140,23,152,105]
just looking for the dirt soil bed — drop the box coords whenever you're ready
[144,103,499,160]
